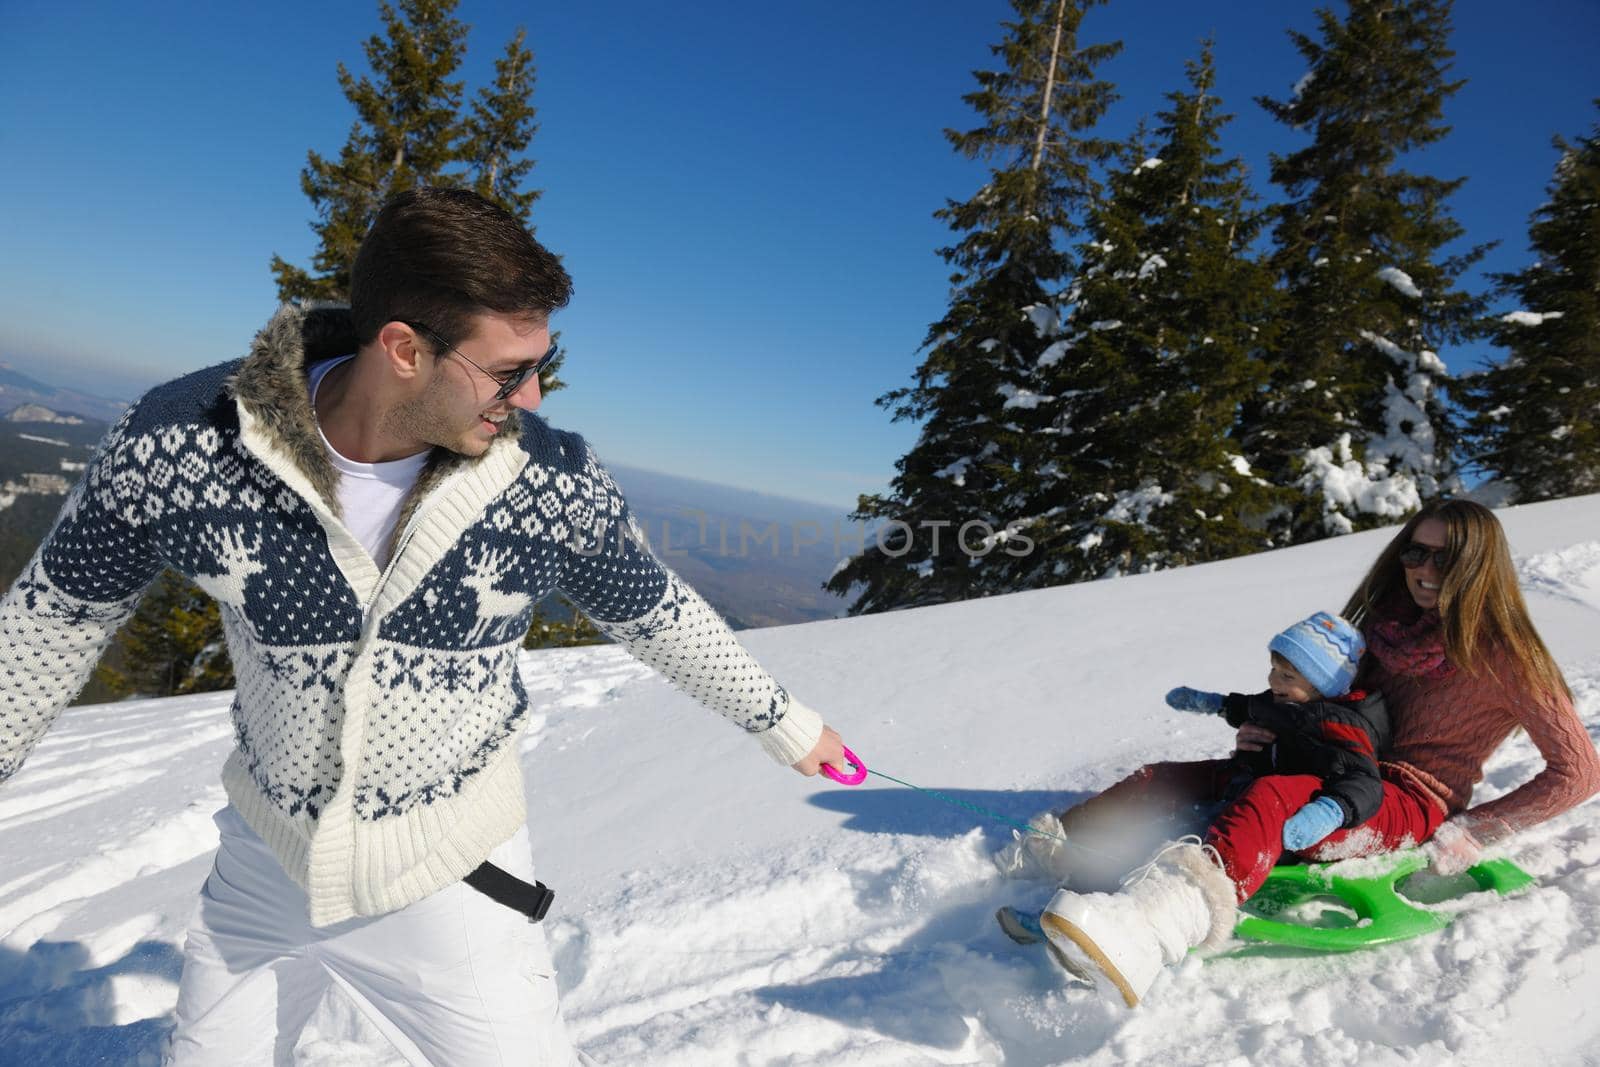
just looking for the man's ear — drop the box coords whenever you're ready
[375,321,427,383]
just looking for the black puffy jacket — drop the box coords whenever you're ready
[1221,689,1391,828]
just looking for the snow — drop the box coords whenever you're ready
[5,496,1600,1063]
[1359,329,1411,365]
[1136,254,1166,281]
[1036,339,1074,369]
[1341,330,1451,505]
[1377,267,1423,299]
[934,457,972,486]
[1500,311,1565,327]
[1134,158,1163,173]
[1024,304,1063,338]
[1101,484,1173,527]
[1298,433,1423,534]
[17,434,69,447]
[998,385,1048,411]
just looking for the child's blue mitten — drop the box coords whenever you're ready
[1165,686,1225,714]
[1283,796,1345,850]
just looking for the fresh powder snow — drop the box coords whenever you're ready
[3,495,1600,1064]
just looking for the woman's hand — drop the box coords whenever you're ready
[1234,723,1277,752]
[1425,818,1484,876]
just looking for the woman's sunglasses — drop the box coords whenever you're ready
[1398,543,1450,570]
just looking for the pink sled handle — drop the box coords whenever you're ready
[821,745,867,786]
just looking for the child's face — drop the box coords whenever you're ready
[1268,654,1322,703]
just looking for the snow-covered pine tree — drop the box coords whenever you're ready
[1463,104,1600,503]
[826,0,1121,614]
[998,43,1282,584]
[1244,0,1486,540]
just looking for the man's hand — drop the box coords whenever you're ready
[1234,722,1277,752]
[791,725,846,777]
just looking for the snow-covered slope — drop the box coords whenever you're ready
[3,494,1599,1065]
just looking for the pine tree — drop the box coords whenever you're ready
[522,596,604,649]
[827,0,1121,614]
[96,570,234,698]
[464,27,542,225]
[1244,0,1486,540]
[458,25,570,396]
[1001,43,1283,583]
[272,0,518,303]
[1464,104,1600,503]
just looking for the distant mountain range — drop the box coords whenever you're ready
[0,363,129,424]
[608,464,852,627]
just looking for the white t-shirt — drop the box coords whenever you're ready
[309,356,430,565]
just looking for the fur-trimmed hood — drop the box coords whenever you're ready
[226,303,517,534]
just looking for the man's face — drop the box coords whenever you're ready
[388,311,550,457]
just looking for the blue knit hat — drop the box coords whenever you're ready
[1268,611,1366,698]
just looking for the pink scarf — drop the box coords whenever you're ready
[1368,601,1456,679]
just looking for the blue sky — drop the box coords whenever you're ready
[1,0,1594,511]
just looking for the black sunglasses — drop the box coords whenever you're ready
[1398,543,1449,570]
[404,320,560,401]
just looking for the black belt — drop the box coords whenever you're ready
[463,862,555,922]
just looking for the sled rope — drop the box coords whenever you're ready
[862,767,1123,862]
[865,768,1063,840]
[826,748,1124,862]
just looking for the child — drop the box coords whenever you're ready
[997,611,1388,945]
[1163,610,1390,851]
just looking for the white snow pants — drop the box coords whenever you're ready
[165,806,584,1066]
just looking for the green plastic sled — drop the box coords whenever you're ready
[1225,850,1536,954]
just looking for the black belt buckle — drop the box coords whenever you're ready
[463,861,555,923]
[526,881,555,922]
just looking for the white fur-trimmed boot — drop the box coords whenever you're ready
[991,811,1075,883]
[1039,838,1236,1007]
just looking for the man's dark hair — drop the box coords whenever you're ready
[350,187,573,347]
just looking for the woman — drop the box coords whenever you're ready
[1022,500,1600,1008]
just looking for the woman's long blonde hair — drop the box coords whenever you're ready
[1343,499,1571,699]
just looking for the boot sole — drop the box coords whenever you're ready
[1040,911,1141,1008]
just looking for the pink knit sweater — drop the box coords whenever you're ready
[1368,633,1600,844]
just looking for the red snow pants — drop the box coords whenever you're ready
[1057,759,1446,902]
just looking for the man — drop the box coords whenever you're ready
[0,187,848,1064]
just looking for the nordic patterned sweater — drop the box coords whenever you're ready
[0,304,825,926]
